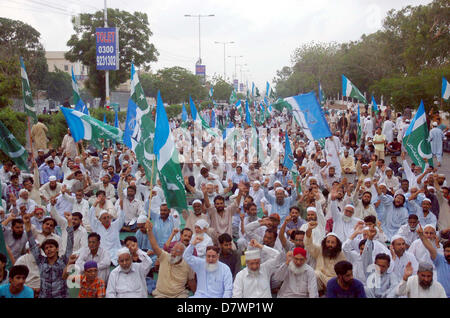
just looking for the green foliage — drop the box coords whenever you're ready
[274,0,450,111]
[45,69,72,103]
[210,77,233,101]
[0,17,48,107]
[65,9,159,105]
[140,67,207,104]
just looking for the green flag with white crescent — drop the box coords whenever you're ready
[20,57,37,123]
[342,75,367,104]
[0,121,29,172]
[229,89,237,104]
[403,100,433,170]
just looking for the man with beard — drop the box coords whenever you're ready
[355,159,376,183]
[183,236,233,298]
[236,203,260,252]
[232,239,280,298]
[396,262,446,298]
[304,221,346,294]
[262,178,298,223]
[88,198,125,266]
[106,247,152,298]
[151,203,176,249]
[329,185,362,242]
[376,183,409,240]
[409,224,443,273]
[416,225,450,297]
[341,149,356,174]
[61,128,78,160]
[219,233,242,279]
[183,190,211,233]
[14,189,36,215]
[50,200,87,255]
[352,185,377,220]
[299,205,326,246]
[1,216,27,260]
[409,198,437,228]
[39,176,62,205]
[144,220,196,298]
[274,247,318,298]
[389,235,418,279]
[326,260,366,298]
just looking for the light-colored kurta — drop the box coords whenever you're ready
[274,263,318,298]
[396,275,447,298]
[61,134,79,159]
[429,127,444,155]
[324,136,342,177]
[31,122,48,151]
[382,120,395,143]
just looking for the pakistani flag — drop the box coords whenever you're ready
[123,63,156,183]
[20,57,37,123]
[235,100,243,115]
[272,98,292,113]
[283,131,294,170]
[0,121,29,172]
[403,100,433,170]
[357,104,362,145]
[61,107,123,144]
[71,66,85,112]
[342,75,367,104]
[154,91,187,211]
[442,77,450,101]
[229,89,237,104]
[371,96,379,115]
[269,88,276,100]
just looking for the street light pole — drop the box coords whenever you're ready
[184,14,215,65]
[228,55,243,80]
[214,41,234,81]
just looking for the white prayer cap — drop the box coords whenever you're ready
[378,183,387,188]
[19,189,28,196]
[192,199,202,205]
[206,182,214,186]
[253,180,261,185]
[438,174,445,177]
[320,159,326,163]
[418,262,433,273]
[309,177,317,181]
[195,219,209,230]
[427,186,435,191]
[364,178,372,183]
[245,249,261,261]
[275,187,285,193]
[137,214,148,224]
[362,164,369,168]
[326,232,339,239]
[122,161,129,165]
[422,198,432,203]
[38,149,44,152]
[391,235,405,243]
[48,176,57,182]
[306,207,317,213]
[273,180,282,186]
[344,204,355,210]
[385,167,392,171]
[432,122,438,126]
[423,224,436,231]
[117,247,131,257]
[98,210,109,218]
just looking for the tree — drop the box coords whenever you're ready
[146,67,206,104]
[0,17,48,107]
[211,76,233,101]
[45,69,72,103]
[65,9,159,106]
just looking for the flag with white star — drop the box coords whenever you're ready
[20,57,37,123]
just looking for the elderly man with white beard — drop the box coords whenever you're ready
[232,239,280,298]
[145,220,195,298]
[105,246,152,298]
[183,235,233,298]
[408,224,443,274]
[274,247,318,298]
[396,262,446,298]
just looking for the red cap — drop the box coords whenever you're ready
[269,213,280,222]
[293,247,307,258]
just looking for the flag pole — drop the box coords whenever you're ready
[27,117,33,157]
[147,158,155,220]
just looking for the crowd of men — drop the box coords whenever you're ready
[0,101,449,299]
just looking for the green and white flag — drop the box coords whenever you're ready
[20,57,37,123]
[342,75,367,104]
[189,96,218,137]
[0,121,29,172]
[123,63,157,183]
[229,89,237,104]
[154,91,187,212]
[403,101,433,170]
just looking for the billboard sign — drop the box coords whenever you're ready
[96,27,119,70]
[233,79,239,91]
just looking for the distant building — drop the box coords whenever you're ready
[45,51,88,86]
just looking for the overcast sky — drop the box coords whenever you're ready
[2,0,433,91]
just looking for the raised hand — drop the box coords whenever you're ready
[68,254,78,264]
[193,235,204,245]
[285,251,293,264]
[403,262,413,280]
[308,221,318,230]
[145,219,153,232]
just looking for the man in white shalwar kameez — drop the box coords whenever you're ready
[382,119,395,143]
[324,134,342,178]
[429,122,444,167]
[232,239,280,298]
[396,262,446,298]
